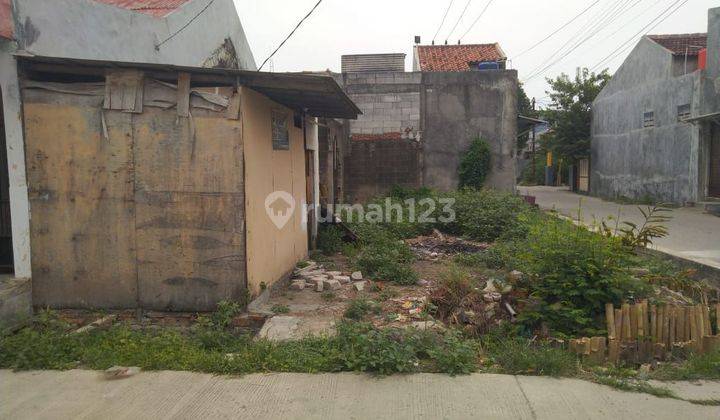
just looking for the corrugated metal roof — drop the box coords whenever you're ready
[17,54,362,119]
[93,0,192,17]
[647,33,707,56]
[341,54,406,73]
[416,43,506,72]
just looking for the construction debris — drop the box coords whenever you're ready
[72,314,118,334]
[406,230,490,260]
[104,366,140,380]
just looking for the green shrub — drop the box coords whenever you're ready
[343,298,381,320]
[349,222,418,285]
[484,336,578,377]
[513,217,650,336]
[449,189,535,242]
[317,224,345,255]
[459,138,492,189]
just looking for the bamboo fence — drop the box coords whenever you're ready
[569,301,720,364]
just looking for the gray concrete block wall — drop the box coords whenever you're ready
[343,73,422,136]
[422,71,518,192]
[591,39,702,204]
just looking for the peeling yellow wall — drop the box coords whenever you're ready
[242,88,308,295]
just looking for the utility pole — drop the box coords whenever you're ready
[531,97,537,183]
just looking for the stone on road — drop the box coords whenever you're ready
[1,370,718,419]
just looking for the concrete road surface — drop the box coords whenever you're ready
[519,186,720,269]
[2,369,719,419]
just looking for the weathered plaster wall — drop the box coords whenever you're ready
[422,71,518,192]
[336,69,517,200]
[242,88,308,296]
[592,38,701,203]
[11,0,256,69]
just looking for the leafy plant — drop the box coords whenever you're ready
[459,138,492,189]
[483,336,578,377]
[343,298,381,320]
[600,205,672,248]
[271,305,290,314]
[317,224,345,255]
[448,189,535,242]
[512,217,650,336]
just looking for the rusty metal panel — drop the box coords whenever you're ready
[133,106,245,311]
[23,96,137,308]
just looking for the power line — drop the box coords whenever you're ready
[459,0,494,41]
[523,0,626,80]
[591,0,688,71]
[523,0,638,81]
[513,0,600,59]
[156,0,215,49]
[445,0,473,42]
[258,0,323,71]
[433,0,456,44]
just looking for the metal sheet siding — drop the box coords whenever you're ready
[341,54,406,73]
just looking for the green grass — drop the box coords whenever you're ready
[271,305,290,314]
[483,335,579,377]
[0,313,479,376]
[649,350,720,381]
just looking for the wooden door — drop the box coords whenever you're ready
[710,125,720,198]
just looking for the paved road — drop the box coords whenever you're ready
[1,370,719,419]
[519,186,720,269]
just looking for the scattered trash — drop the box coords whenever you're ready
[72,314,118,334]
[104,366,140,380]
[406,230,490,260]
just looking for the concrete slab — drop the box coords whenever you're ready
[520,186,720,270]
[649,380,720,401]
[257,316,300,341]
[1,370,718,419]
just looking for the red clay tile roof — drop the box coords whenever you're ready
[352,132,403,141]
[93,0,192,17]
[647,33,707,56]
[416,43,506,72]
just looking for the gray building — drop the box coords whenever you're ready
[336,43,518,202]
[591,7,720,204]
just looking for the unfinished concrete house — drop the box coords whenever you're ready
[592,7,720,205]
[333,42,518,202]
[0,0,359,328]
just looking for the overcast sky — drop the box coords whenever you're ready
[234,0,713,106]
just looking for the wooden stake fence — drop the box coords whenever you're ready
[570,302,720,364]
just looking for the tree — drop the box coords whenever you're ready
[541,68,610,162]
[459,138,492,189]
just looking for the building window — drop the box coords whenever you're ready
[642,111,655,128]
[272,110,290,150]
[677,104,691,122]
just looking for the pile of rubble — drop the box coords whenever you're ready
[406,229,490,260]
[291,261,367,292]
[431,274,521,335]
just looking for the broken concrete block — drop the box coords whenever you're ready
[104,366,140,380]
[316,281,324,292]
[416,279,431,287]
[326,271,342,278]
[507,270,524,282]
[290,280,306,291]
[353,281,366,292]
[334,276,351,285]
[483,280,498,293]
[351,271,363,281]
[323,279,342,291]
[306,276,328,285]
